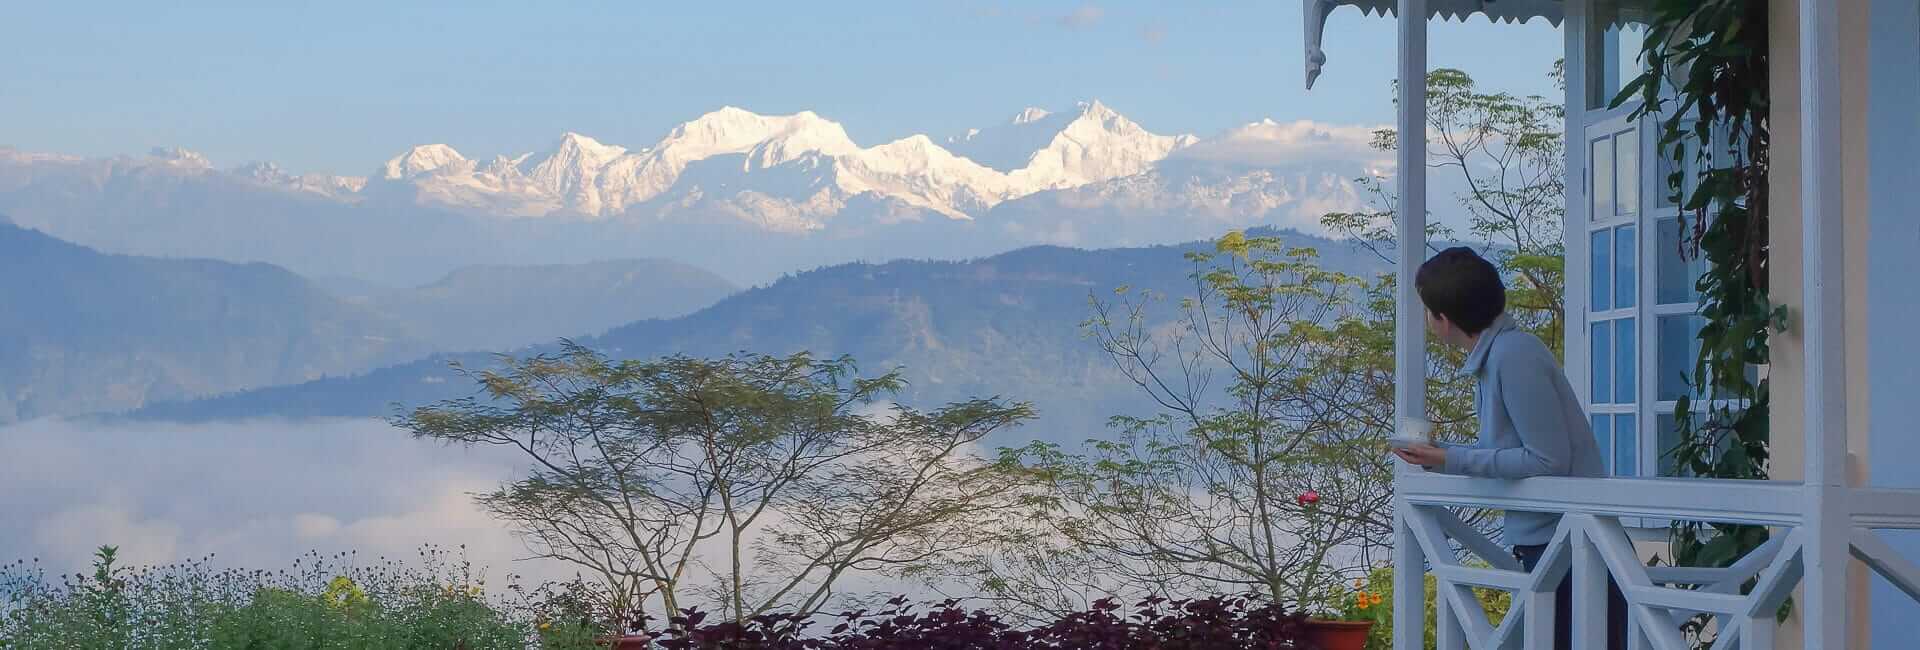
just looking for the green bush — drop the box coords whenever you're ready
[1,545,553,649]
[1352,566,1512,650]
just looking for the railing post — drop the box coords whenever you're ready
[1571,523,1608,650]
[1626,610,1649,650]
[1393,504,1427,650]
[1521,577,1555,649]
[1745,614,1777,649]
[1435,579,1464,650]
[1798,0,1851,646]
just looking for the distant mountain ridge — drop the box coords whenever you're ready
[358,259,737,352]
[0,221,426,423]
[366,101,1204,222]
[0,222,736,423]
[134,229,1390,445]
[0,106,1410,287]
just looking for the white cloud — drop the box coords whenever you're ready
[0,416,966,609]
[0,417,571,585]
[1174,119,1391,169]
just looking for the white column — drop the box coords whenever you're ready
[1393,0,1428,418]
[1798,0,1850,647]
[1391,1,1428,649]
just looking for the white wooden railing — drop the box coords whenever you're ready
[1392,472,1920,649]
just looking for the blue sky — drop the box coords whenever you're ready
[0,1,1562,176]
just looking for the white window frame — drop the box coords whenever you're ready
[1578,107,1651,479]
[1566,11,1751,485]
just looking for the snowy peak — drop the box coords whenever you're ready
[522,132,629,211]
[1011,107,1052,124]
[867,134,943,159]
[1005,101,1196,190]
[852,134,1001,184]
[235,161,288,182]
[1059,100,1148,141]
[361,102,1206,222]
[522,133,625,192]
[943,100,1194,189]
[1076,99,1119,122]
[664,107,857,166]
[482,153,533,179]
[381,144,468,180]
[349,103,1373,230]
[148,147,213,170]
[235,161,366,198]
[546,132,627,165]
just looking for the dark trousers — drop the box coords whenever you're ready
[1512,544,1628,650]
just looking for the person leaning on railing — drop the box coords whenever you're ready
[1392,246,1626,650]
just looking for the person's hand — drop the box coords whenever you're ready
[1393,443,1446,470]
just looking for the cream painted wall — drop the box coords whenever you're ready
[1769,0,1878,645]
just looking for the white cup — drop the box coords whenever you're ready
[1388,418,1432,449]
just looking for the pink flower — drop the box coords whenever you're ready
[1297,490,1321,506]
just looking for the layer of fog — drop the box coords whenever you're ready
[0,417,569,585]
[0,416,941,607]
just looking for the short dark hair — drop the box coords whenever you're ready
[1415,247,1506,335]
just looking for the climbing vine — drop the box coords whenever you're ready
[1615,0,1784,580]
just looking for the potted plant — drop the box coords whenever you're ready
[597,608,652,649]
[1304,579,1383,650]
[598,631,651,650]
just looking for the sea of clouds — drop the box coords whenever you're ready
[0,416,574,586]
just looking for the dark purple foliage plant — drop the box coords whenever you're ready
[647,594,1313,650]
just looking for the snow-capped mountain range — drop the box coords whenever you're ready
[0,102,1401,285]
[364,101,1228,228]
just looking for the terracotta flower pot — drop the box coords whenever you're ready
[1303,619,1373,650]
[596,633,651,649]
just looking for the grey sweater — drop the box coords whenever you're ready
[1438,314,1607,546]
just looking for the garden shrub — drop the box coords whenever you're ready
[4,547,1336,649]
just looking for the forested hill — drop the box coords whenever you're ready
[137,228,1389,445]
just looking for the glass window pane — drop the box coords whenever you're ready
[1673,137,1703,208]
[1592,320,1613,404]
[1658,315,1705,401]
[1656,217,1703,305]
[1615,224,1637,308]
[1709,364,1759,401]
[1592,17,1650,110]
[1616,24,1648,92]
[1593,414,1613,475]
[1591,228,1612,311]
[1656,142,1680,208]
[1592,137,1615,220]
[1616,131,1639,215]
[1657,412,1681,476]
[1616,317,1637,402]
[1614,414,1638,476]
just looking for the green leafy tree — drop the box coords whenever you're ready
[395,344,1034,625]
[949,232,1406,617]
[947,66,1569,629]
[1327,65,1569,354]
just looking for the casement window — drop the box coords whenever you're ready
[1569,8,1737,479]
